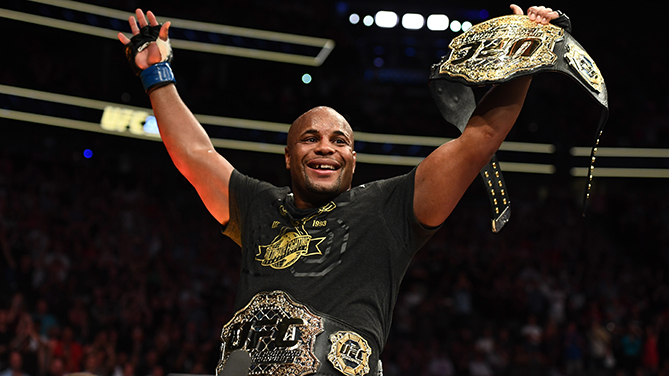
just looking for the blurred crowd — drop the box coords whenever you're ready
[1,124,669,376]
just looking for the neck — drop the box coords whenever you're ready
[290,187,343,210]
[292,193,332,210]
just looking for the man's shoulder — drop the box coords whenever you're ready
[231,169,290,194]
[338,168,416,207]
[351,168,416,193]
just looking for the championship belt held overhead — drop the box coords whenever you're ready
[429,14,609,231]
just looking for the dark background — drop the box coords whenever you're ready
[1,1,668,376]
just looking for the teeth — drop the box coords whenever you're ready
[316,165,335,170]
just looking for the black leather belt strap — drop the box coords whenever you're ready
[220,350,252,376]
[429,79,511,232]
[429,14,609,225]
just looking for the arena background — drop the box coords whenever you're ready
[1,1,668,376]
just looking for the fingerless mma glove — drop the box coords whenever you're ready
[551,10,572,33]
[124,24,176,93]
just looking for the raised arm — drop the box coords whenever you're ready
[413,4,559,228]
[118,10,234,225]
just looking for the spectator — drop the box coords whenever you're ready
[425,350,454,376]
[564,321,585,375]
[587,317,612,370]
[520,314,543,351]
[474,326,496,357]
[0,351,29,376]
[9,314,47,376]
[31,300,57,339]
[469,349,493,376]
[620,323,643,373]
[50,327,83,373]
[452,271,473,327]
[642,325,659,373]
[44,357,64,376]
[0,310,12,370]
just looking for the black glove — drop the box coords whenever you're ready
[124,24,173,75]
[550,10,572,33]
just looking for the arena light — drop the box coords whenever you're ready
[462,21,473,32]
[426,14,449,31]
[570,167,669,178]
[570,147,669,158]
[450,20,462,32]
[349,13,360,24]
[375,11,398,28]
[401,13,424,30]
[301,73,312,84]
[363,15,374,27]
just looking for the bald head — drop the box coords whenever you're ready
[287,106,354,148]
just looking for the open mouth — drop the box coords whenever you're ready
[307,160,340,171]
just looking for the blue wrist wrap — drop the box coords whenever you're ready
[140,62,176,93]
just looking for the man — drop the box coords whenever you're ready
[118,4,559,376]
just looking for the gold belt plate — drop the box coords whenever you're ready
[217,291,324,376]
[328,331,372,376]
[439,15,564,83]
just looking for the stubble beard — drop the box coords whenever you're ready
[303,169,343,198]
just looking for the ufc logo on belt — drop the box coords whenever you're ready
[226,317,304,350]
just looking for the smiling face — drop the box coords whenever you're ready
[285,106,356,209]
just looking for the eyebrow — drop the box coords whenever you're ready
[301,129,352,141]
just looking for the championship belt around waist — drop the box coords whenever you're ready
[429,14,608,229]
[216,290,381,376]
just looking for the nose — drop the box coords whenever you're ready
[314,138,335,155]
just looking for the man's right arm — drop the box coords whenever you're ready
[149,84,234,225]
[118,9,233,225]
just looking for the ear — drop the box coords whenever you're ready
[352,151,357,174]
[285,146,291,170]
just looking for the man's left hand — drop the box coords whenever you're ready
[510,4,559,24]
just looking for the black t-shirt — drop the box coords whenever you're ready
[223,168,438,351]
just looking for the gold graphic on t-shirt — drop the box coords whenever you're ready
[256,202,336,270]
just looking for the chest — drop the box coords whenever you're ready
[243,195,390,278]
